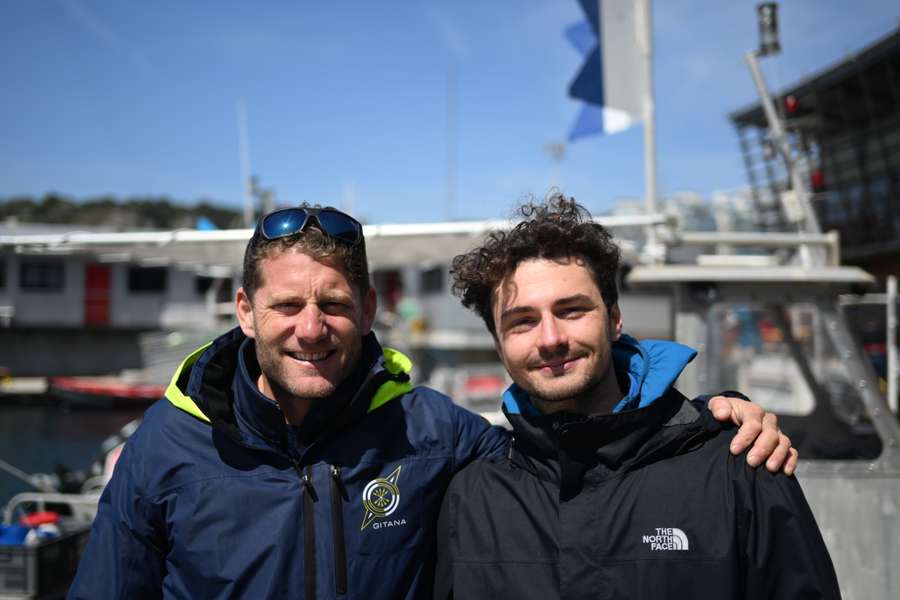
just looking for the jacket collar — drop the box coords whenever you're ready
[501,334,716,496]
[230,332,385,454]
[506,390,705,461]
[611,334,697,412]
[501,334,697,416]
[506,392,721,499]
[167,327,411,457]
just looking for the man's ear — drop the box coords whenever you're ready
[236,287,256,339]
[610,303,623,341]
[360,287,378,335]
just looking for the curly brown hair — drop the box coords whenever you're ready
[241,205,370,301]
[450,193,620,336]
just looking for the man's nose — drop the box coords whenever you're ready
[537,316,567,351]
[295,305,327,342]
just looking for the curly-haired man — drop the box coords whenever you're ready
[435,195,839,599]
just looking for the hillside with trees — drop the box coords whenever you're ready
[0,193,244,230]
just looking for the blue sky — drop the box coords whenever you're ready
[1,1,897,224]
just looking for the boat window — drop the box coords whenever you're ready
[373,269,403,313]
[709,302,883,460]
[420,265,446,295]
[128,266,168,294]
[195,275,214,295]
[19,259,65,292]
[216,278,233,303]
[0,258,5,289]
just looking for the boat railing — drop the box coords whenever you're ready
[80,475,109,495]
[0,304,13,327]
[655,229,841,266]
[3,491,100,526]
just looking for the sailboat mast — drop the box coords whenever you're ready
[636,0,659,259]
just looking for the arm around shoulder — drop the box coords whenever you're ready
[450,400,509,469]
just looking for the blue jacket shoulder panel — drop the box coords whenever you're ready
[120,398,287,499]
[612,334,697,412]
[391,385,509,465]
[68,402,175,598]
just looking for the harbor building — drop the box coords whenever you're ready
[730,26,900,279]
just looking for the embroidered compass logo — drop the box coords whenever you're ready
[360,465,403,531]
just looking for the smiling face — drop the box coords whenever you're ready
[236,250,376,421]
[492,256,623,415]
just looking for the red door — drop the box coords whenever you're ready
[84,264,111,326]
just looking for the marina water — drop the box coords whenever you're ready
[0,399,146,509]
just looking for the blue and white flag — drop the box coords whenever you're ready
[567,0,645,140]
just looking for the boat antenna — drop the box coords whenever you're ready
[744,2,822,265]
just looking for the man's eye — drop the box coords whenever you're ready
[508,318,536,332]
[321,302,350,314]
[559,307,587,318]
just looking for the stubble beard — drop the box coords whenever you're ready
[528,372,602,414]
[254,338,339,404]
[527,357,621,416]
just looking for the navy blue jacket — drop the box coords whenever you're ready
[68,328,507,599]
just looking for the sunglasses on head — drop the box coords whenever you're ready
[255,206,363,245]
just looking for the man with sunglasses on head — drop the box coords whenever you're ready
[70,203,796,600]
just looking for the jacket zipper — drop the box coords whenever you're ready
[330,465,348,595]
[292,462,348,598]
[294,463,317,600]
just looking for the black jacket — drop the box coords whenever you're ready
[435,388,840,600]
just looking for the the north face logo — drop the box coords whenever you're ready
[642,527,689,551]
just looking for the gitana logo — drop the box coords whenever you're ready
[360,465,404,531]
[642,527,690,551]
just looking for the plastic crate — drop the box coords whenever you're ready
[0,526,90,600]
